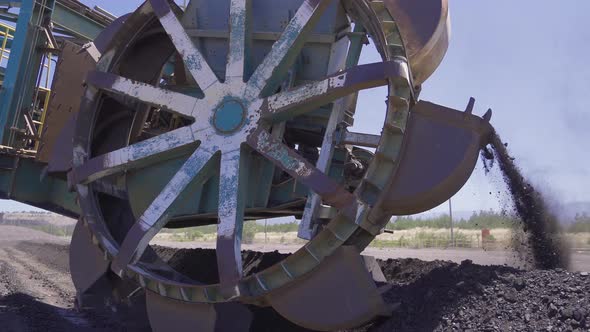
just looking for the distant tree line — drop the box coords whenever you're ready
[569,213,590,233]
[385,210,517,231]
[179,211,590,235]
[385,211,590,233]
[3,210,590,239]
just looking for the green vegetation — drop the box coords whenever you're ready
[370,231,475,249]
[169,221,299,241]
[568,213,590,233]
[242,222,257,244]
[180,229,204,241]
[8,209,589,250]
[485,234,497,243]
[26,224,74,237]
[385,210,517,231]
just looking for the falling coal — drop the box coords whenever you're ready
[482,132,570,270]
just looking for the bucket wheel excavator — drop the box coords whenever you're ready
[0,0,493,330]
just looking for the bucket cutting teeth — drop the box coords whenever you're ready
[61,0,487,330]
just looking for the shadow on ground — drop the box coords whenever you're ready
[0,293,94,332]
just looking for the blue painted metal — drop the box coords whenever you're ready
[0,0,356,223]
[0,1,110,39]
[0,0,115,218]
[0,154,78,217]
[52,1,108,40]
[0,0,110,146]
[213,100,246,133]
[121,0,351,222]
[0,0,37,145]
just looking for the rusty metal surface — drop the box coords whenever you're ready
[384,0,450,85]
[69,219,109,295]
[37,41,96,164]
[267,246,389,331]
[46,114,77,173]
[62,3,488,332]
[70,0,405,308]
[146,291,217,332]
[93,14,132,54]
[146,292,254,332]
[14,1,504,330]
[379,99,493,216]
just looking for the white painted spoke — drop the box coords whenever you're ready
[86,71,198,118]
[246,0,334,97]
[149,0,220,91]
[112,145,216,274]
[246,128,354,209]
[226,0,250,83]
[216,149,247,296]
[72,126,195,184]
[261,61,405,121]
[340,131,381,148]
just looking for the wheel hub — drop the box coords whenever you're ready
[73,0,413,315]
[212,99,247,134]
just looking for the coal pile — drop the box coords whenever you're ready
[154,248,589,332]
[373,259,590,332]
[482,132,570,269]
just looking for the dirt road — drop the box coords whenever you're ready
[153,240,590,272]
[1,225,589,332]
[0,226,146,332]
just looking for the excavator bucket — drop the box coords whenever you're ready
[0,0,505,330]
[382,99,493,215]
[384,0,450,85]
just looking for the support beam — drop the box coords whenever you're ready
[297,25,366,240]
[0,0,111,41]
[0,0,53,145]
[0,154,79,217]
[52,1,109,41]
[339,131,380,148]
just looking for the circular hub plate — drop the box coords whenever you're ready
[72,0,413,311]
[213,100,246,133]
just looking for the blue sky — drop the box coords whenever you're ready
[2,1,588,213]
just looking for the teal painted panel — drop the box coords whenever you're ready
[0,155,78,217]
[52,1,106,41]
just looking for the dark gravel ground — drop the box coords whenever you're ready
[159,247,590,332]
[1,227,588,331]
[373,258,590,332]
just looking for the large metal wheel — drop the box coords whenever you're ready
[69,0,419,330]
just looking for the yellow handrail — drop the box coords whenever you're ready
[0,23,14,69]
[34,53,54,151]
[0,21,54,152]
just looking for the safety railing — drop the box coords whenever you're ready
[33,54,53,151]
[0,20,54,151]
[0,22,15,76]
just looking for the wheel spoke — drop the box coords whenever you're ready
[340,131,381,148]
[149,0,220,91]
[226,0,250,83]
[216,149,247,296]
[93,179,128,200]
[246,0,334,97]
[260,61,406,121]
[246,128,354,209]
[111,145,216,275]
[71,126,195,184]
[86,71,199,118]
